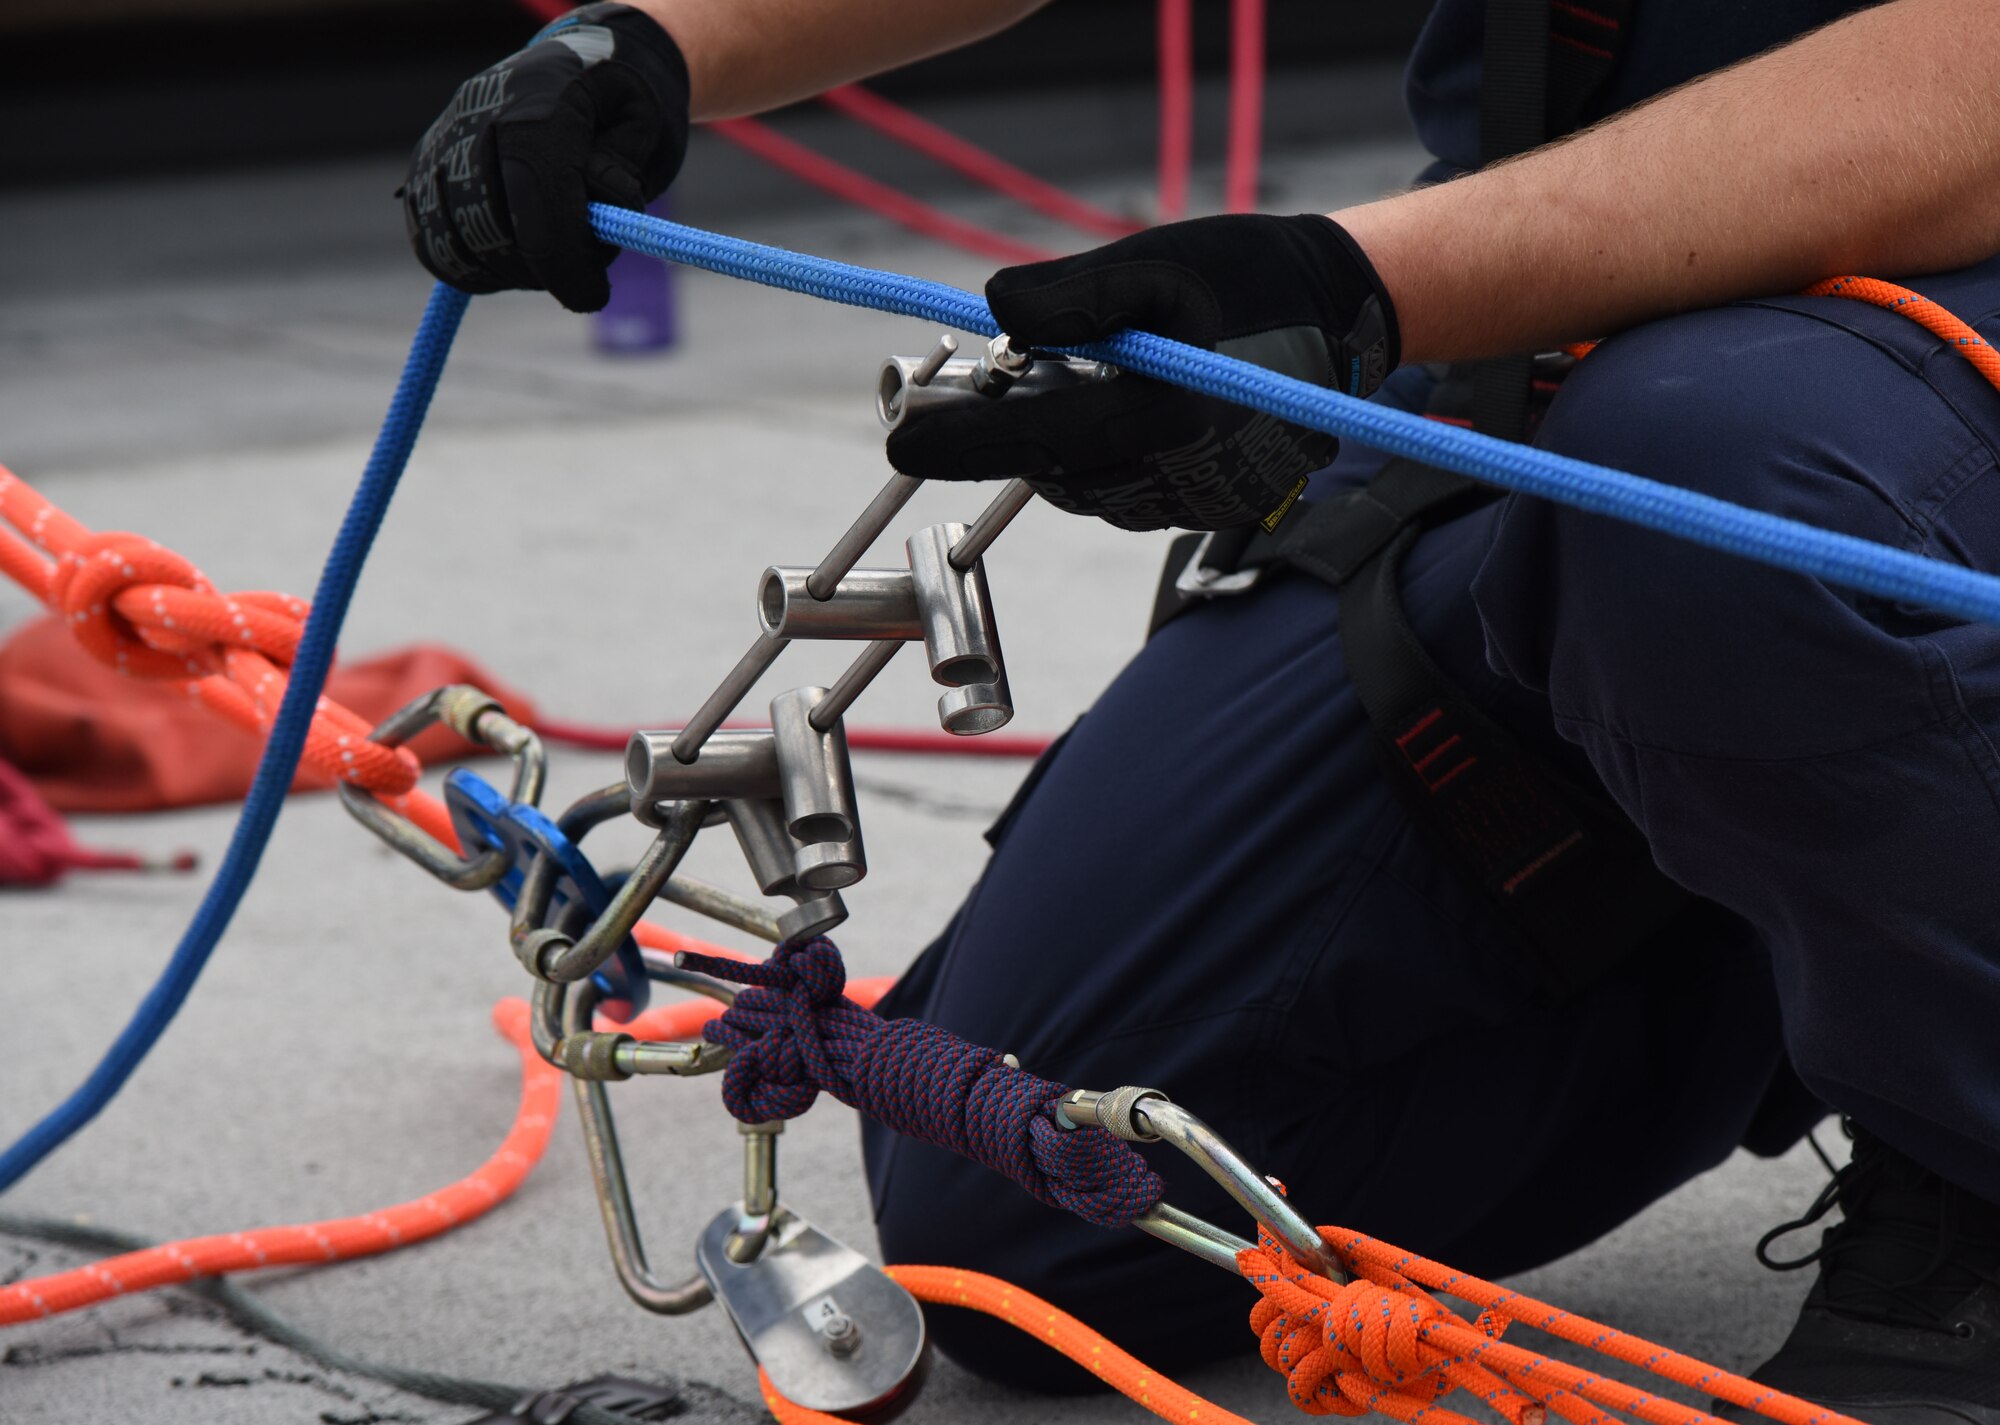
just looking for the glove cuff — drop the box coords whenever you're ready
[534,2,693,197]
[1296,213,1402,398]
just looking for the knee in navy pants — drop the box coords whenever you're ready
[1475,257,2000,1208]
[863,374,1809,1389]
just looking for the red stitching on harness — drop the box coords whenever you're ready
[1550,0,1619,30]
[1409,735,1464,776]
[1553,31,1615,60]
[1394,708,1444,748]
[1501,830,1586,894]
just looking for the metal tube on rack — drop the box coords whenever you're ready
[759,566,921,641]
[938,674,1013,737]
[629,729,780,813]
[907,522,1000,688]
[722,797,799,898]
[672,632,787,764]
[770,687,866,890]
[805,472,925,601]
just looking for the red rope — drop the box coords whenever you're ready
[709,118,1055,266]
[532,716,1052,760]
[1226,0,1266,212]
[1157,0,1195,221]
[821,85,1139,241]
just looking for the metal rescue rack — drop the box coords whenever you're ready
[339,337,1347,1418]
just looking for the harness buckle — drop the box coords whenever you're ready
[1172,530,1262,600]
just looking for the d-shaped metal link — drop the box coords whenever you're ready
[1058,1087,1350,1285]
[562,978,717,1316]
[338,683,546,891]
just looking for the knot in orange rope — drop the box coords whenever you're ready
[1,469,422,799]
[1240,1226,1538,1425]
[50,532,222,679]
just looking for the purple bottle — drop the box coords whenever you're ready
[593,197,679,355]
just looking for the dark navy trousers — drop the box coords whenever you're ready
[861,258,2000,1389]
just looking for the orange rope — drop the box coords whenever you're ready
[0,464,422,804]
[1808,276,2000,392]
[760,1265,1260,1425]
[1238,1223,1862,1425]
[0,998,558,1326]
[0,465,767,954]
[0,983,891,1329]
[1563,277,2000,399]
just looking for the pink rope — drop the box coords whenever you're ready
[533,716,1053,760]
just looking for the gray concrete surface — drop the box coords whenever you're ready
[0,87,1837,1425]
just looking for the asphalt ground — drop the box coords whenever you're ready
[0,76,1838,1425]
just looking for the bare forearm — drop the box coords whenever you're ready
[628,0,1053,120]
[1336,0,2000,363]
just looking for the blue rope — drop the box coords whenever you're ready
[9,208,1997,1192]
[0,283,471,1195]
[593,204,2000,627]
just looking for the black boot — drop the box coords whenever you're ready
[1726,1124,2000,1425]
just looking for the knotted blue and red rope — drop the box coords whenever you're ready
[677,938,1164,1229]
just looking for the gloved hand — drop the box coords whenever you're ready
[402,2,691,313]
[887,214,1398,531]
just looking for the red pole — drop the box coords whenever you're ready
[1157,0,1194,221]
[1225,0,1266,212]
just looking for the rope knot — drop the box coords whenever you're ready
[678,938,1164,1228]
[681,937,878,1122]
[1239,1226,1538,1425]
[50,533,219,679]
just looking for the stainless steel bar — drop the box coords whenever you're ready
[1134,1202,1255,1273]
[539,800,706,984]
[726,1121,784,1262]
[948,480,1035,570]
[658,874,784,943]
[672,632,788,763]
[1133,1099,1348,1284]
[805,473,925,601]
[807,639,902,732]
[564,981,716,1316]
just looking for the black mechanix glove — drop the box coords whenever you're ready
[402,3,691,313]
[887,214,1398,532]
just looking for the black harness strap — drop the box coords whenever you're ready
[1151,460,1687,995]
[1145,0,1678,993]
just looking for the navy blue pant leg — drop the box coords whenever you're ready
[1475,257,2000,1208]
[863,368,1805,1390]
